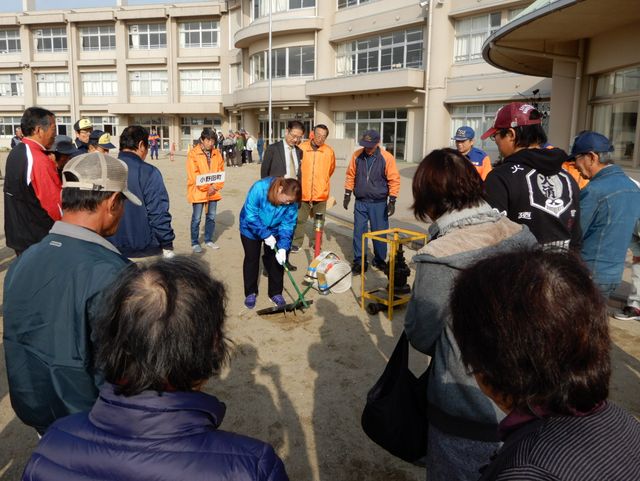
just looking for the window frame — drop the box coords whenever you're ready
[179,20,220,49]
[34,27,68,53]
[0,29,21,54]
[453,11,502,64]
[81,71,118,97]
[336,27,423,76]
[589,65,640,168]
[0,73,24,97]
[179,69,222,96]
[80,25,116,52]
[249,45,315,83]
[35,72,70,97]
[128,23,167,50]
[129,70,169,96]
[252,0,316,21]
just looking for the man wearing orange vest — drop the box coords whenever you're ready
[291,124,336,252]
[187,128,225,253]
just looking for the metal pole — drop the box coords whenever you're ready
[268,0,273,144]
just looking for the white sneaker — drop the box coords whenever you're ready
[192,244,203,253]
[205,242,220,250]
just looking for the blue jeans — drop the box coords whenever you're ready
[353,199,388,265]
[150,145,159,159]
[191,201,218,246]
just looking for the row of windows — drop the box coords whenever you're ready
[336,28,423,76]
[250,46,314,83]
[0,22,220,54]
[0,70,221,97]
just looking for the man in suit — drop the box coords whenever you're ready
[260,120,304,180]
[260,120,304,271]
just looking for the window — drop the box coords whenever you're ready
[449,102,550,156]
[132,115,169,149]
[591,66,640,167]
[85,115,119,135]
[336,28,423,76]
[129,23,166,50]
[250,46,315,83]
[56,115,71,136]
[36,72,70,97]
[252,0,315,20]
[337,0,372,8]
[0,116,21,138]
[80,25,116,51]
[180,116,222,150]
[179,21,220,48]
[34,27,67,53]
[180,69,221,95]
[454,12,501,63]
[81,72,117,96]
[130,70,168,96]
[0,29,21,54]
[508,7,525,21]
[0,74,23,96]
[334,109,407,160]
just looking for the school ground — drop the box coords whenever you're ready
[0,151,638,481]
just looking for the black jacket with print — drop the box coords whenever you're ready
[485,147,582,250]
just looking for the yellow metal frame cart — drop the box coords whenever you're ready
[361,228,428,320]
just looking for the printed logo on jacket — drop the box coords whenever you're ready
[525,170,573,218]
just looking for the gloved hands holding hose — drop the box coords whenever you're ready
[275,248,287,266]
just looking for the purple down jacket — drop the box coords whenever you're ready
[22,383,289,481]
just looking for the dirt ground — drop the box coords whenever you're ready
[0,151,639,481]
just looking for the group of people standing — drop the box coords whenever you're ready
[403,101,640,480]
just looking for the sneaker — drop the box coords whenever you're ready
[290,245,300,253]
[351,262,369,275]
[192,244,203,254]
[205,242,220,250]
[286,262,297,272]
[244,293,257,309]
[372,259,388,271]
[614,305,640,321]
[271,294,287,308]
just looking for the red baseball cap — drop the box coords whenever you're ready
[481,102,542,140]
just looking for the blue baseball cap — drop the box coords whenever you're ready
[568,131,614,160]
[453,126,475,141]
[359,129,380,148]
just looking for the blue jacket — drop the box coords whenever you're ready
[239,177,298,251]
[22,384,289,481]
[3,223,130,433]
[108,151,175,257]
[580,164,640,285]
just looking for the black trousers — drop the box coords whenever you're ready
[241,234,284,298]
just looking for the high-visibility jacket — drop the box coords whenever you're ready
[298,140,336,202]
[562,161,589,190]
[466,146,492,181]
[186,145,225,204]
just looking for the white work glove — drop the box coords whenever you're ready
[275,248,287,266]
[264,235,277,249]
[162,249,176,259]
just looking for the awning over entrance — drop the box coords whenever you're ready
[482,0,640,77]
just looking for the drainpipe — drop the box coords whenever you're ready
[268,0,273,144]
[569,39,585,143]
[421,0,434,159]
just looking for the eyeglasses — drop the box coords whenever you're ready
[286,132,303,141]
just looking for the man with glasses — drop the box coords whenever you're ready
[260,120,304,180]
[569,131,640,298]
[482,102,581,251]
[291,124,336,252]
